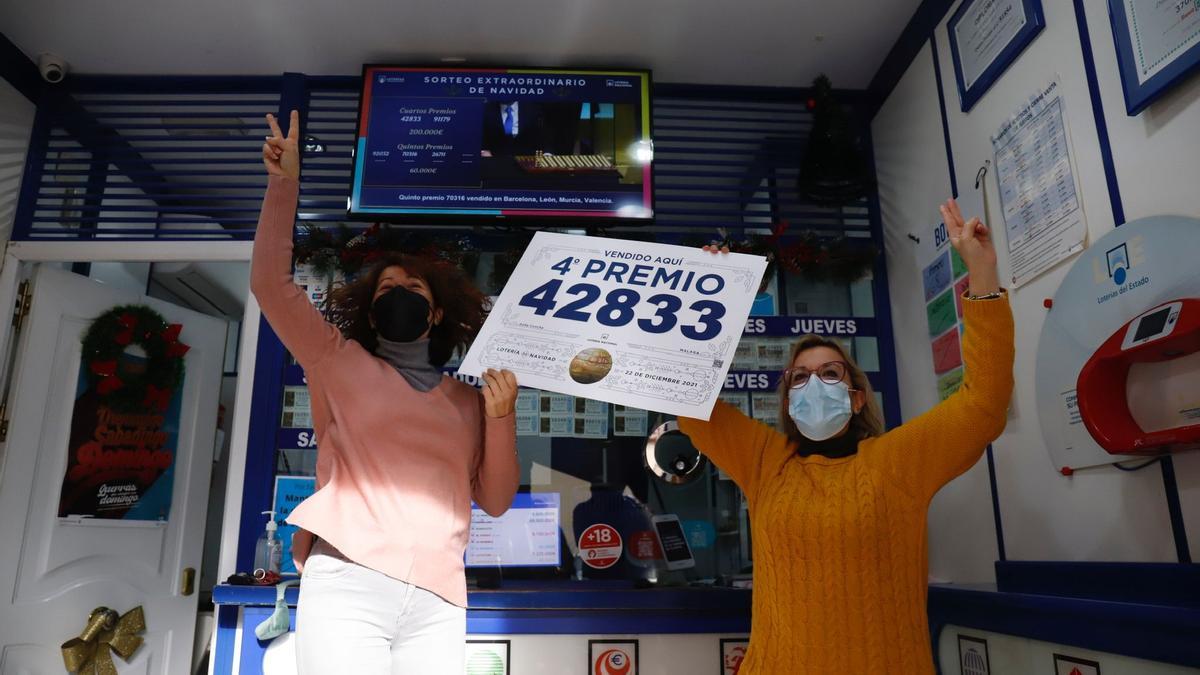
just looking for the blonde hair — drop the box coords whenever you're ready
[777,334,885,444]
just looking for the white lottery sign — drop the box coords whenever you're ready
[458,232,767,420]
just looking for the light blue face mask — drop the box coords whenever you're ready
[788,378,854,441]
[255,579,300,642]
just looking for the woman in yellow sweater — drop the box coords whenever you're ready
[682,198,1014,674]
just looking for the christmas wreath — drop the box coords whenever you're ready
[81,305,189,413]
[292,223,478,278]
[707,221,877,286]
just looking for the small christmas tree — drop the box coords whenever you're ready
[797,75,875,205]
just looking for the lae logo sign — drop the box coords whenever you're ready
[594,649,632,675]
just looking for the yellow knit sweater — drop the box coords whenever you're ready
[680,295,1014,674]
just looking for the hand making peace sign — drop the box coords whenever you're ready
[262,110,301,181]
[939,197,1001,296]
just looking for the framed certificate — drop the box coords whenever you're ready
[1108,0,1200,115]
[947,0,1046,112]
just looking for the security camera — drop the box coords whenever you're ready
[38,54,68,83]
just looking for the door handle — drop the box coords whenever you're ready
[181,567,196,596]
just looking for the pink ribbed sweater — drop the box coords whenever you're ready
[250,176,519,607]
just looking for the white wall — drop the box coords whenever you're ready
[0,79,35,247]
[873,0,1200,582]
[89,261,151,293]
[874,41,1003,583]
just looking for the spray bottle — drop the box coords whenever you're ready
[254,510,282,574]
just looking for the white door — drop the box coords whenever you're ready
[0,265,225,675]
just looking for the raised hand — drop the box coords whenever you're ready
[939,197,1000,295]
[262,110,301,181]
[482,369,519,418]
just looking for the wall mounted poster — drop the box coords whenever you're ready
[720,638,750,675]
[914,177,1016,402]
[1108,0,1200,114]
[958,634,991,675]
[458,232,767,420]
[932,328,964,374]
[59,354,184,521]
[1054,653,1101,675]
[917,208,975,401]
[948,0,1046,111]
[991,79,1088,288]
[274,476,317,573]
[465,640,511,675]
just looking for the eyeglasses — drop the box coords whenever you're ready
[783,361,849,389]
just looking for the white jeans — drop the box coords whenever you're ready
[294,542,466,674]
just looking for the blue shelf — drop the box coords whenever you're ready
[928,583,1200,668]
[214,579,750,612]
[215,580,753,635]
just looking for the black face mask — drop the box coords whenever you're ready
[371,286,432,343]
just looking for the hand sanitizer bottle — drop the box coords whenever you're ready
[254,510,282,574]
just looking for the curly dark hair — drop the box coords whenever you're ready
[324,253,488,366]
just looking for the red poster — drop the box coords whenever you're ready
[931,329,963,375]
[59,358,183,520]
[60,307,188,521]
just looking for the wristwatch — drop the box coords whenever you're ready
[966,290,1005,301]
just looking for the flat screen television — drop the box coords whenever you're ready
[466,492,561,568]
[350,65,653,223]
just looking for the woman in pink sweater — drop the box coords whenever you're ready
[252,111,521,674]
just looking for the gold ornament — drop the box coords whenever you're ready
[61,606,145,674]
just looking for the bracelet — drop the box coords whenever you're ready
[966,290,1004,301]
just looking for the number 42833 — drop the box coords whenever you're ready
[518,278,726,341]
